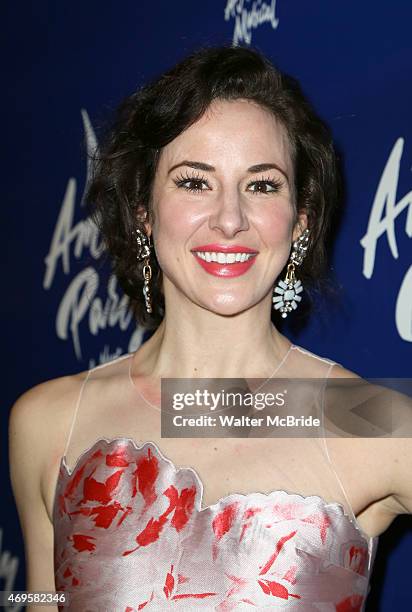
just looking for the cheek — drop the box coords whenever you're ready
[153,196,201,244]
[152,200,194,269]
[259,207,295,246]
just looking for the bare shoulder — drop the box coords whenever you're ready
[8,368,89,603]
[9,369,88,428]
[324,360,412,523]
[326,361,361,378]
[326,360,412,438]
[9,369,89,473]
[9,369,90,517]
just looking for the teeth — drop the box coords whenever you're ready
[194,251,256,264]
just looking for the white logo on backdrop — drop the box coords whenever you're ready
[224,0,279,45]
[0,528,22,611]
[360,137,412,342]
[43,110,145,363]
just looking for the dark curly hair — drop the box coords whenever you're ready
[85,44,342,330]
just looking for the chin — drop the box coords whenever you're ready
[201,294,253,316]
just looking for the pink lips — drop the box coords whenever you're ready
[190,244,259,278]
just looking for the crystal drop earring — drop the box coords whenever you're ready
[272,228,310,319]
[134,227,153,314]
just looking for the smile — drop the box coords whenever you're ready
[191,250,258,277]
[194,251,255,263]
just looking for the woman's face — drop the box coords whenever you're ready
[149,98,307,315]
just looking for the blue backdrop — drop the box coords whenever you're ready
[3,2,411,609]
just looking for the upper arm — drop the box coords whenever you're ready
[8,375,80,611]
[387,392,412,515]
[327,363,412,517]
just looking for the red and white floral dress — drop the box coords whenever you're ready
[53,347,378,611]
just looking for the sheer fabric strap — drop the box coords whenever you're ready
[62,367,93,460]
[319,361,355,520]
[61,354,133,460]
[320,361,377,564]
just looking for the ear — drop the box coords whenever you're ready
[136,205,152,238]
[292,210,308,243]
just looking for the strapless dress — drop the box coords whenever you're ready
[53,437,378,611]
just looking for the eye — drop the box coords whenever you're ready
[246,177,284,195]
[173,172,210,193]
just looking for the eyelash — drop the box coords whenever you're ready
[172,172,284,195]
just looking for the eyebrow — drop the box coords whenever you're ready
[167,160,289,183]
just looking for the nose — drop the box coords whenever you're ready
[208,188,249,237]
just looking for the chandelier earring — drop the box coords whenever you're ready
[134,227,153,314]
[272,228,310,319]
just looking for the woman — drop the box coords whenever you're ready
[9,45,411,611]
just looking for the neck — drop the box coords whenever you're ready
[132,295,292,379]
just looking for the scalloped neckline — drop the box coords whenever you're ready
[55,435,376,548]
